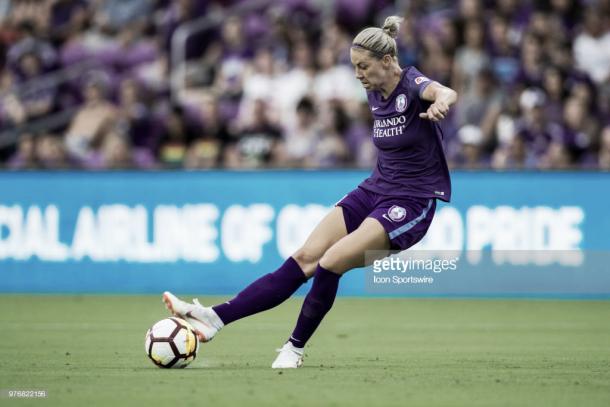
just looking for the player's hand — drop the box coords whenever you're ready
[419,101,450,122]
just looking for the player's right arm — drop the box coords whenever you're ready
[418,82,458,122]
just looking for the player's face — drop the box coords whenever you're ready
[350,48,391,91]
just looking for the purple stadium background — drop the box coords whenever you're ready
[0,0,608,171]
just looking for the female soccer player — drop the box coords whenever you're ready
[163,16,457,368]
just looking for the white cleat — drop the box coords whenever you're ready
[162,291,223,342]
[271,342,304,369]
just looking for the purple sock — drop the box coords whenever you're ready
[288,264,340,348]
[212,257,307,325]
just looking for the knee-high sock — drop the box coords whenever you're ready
[212,257,307,325]
[288,264,340,348]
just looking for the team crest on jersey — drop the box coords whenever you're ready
[388,205,407,222]
[414,76,430,85]
[395,94,407,112]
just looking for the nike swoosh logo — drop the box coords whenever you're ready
[371,107,380,111]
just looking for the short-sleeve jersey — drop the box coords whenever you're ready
[358,67,452,202]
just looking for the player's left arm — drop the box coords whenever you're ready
[418,82,458,122]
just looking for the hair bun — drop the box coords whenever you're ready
[382,16,403,39]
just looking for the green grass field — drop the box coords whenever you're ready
[1,295,609,406]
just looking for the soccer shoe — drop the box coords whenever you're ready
[162,291,223,342]
[271,342,304,369]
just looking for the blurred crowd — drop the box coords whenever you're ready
[0,0,609,170]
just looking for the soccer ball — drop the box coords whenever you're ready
[145,317,199,368]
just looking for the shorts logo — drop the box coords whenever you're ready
[395,94,407,112]
[414,76,430,85]
[387,205,407,222]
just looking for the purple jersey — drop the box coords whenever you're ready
[359,67,452,202]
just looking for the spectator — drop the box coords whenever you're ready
[561,96,599,162]
[306,101,349,168]
[155,104,201,168]
[199,93,232,149]
[454,68,503,146]
[1,91,27,128]
[538,140,573,169]
[573,7,610,85]
[7,20,57,76]
[99,131,134,169]
[201,15,251,120]
[541,65,566,123]
[5,0,51,34]
[280,97,322,167]
[458,0,484,22]
[117,78,153,150]
[7,132,37,169]
[549,0,582,34]
[0,1,608,171]
[515,88,563,157]
[312,45,363,104]
[237,99,281,168]
[64,74,117,159]
[49,0,89,46]
[396,15,419,68]
[238,48,279,129]
[598,125,610,170]
[14,52,57,120]
[487,14,520,85]
[180,93,233,169]
[517,32,545,87]
[492,133,537,170]
[273,40,315,129]
[452,19,489,96]
[454,125,487,169]
[232,98,282,168]
[35,133,71,169]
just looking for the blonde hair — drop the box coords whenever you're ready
[352,16,403,58]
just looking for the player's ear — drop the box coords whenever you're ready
[381,54,393,68]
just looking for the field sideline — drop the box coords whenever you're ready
[1,295,609,406]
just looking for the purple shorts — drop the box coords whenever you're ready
[336,187,436,250]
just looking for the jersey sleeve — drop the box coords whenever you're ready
[405,67,433,99]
